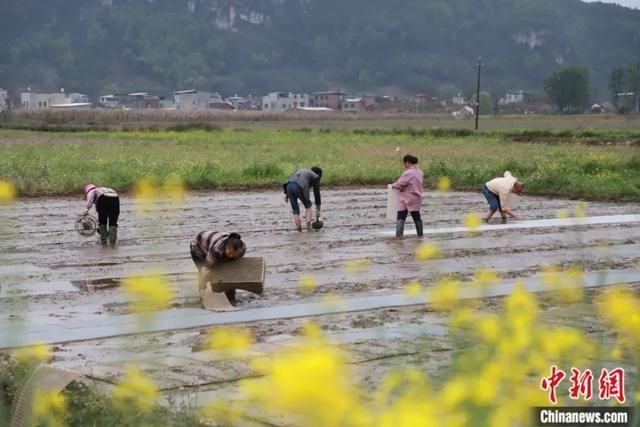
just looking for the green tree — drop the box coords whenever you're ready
[544,66,591,113]
[608,67,625,110]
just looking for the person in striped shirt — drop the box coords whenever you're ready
[190,231,247,302]
[82,184,120,245]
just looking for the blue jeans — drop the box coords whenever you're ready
[482,185,501,212]
[286,182,311,215]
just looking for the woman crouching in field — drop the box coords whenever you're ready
[82,184,120,245]
[283,166,322,232]
[190,231,246,303]
[392,155,424,237]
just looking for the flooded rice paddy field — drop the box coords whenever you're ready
[1,188,639,415]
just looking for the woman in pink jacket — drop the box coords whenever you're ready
[392,154,424,237]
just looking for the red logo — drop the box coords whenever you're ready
[541,366,625,404]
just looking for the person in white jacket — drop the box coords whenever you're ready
[481,171,524,223]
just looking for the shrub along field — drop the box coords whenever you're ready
[0,127,639,200]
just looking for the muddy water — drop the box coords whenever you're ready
[1,189,639,414]
[1,189,638,320]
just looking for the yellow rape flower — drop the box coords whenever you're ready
[162,174,185,201]
[14,342,51,364]
[555,209,569,219]
[574,202,587,218]
[242,333,365,427]
[427,278,460,312]
[32,389,67,427]
[475,314,501,343]
[133,176,157,215]
[416,242,442,261]
[463,213,482,232]
[112,366,158,413]
[344,258,370,273]
[123,270,174,314]
[299,275,317,295]
[449,307,476,330]
[437,176,451,192]
[0,180,16,203]
[403,281,423,296]
[439,376,467,407]
[474,267,501,288]
[207,327,252,356]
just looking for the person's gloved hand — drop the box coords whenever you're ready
[81,209,89,216]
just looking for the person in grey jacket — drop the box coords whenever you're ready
[283,167,322,231]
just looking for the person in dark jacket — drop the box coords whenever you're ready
[190,231,246,302]
[283,167,322,232]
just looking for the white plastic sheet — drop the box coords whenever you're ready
[386,184,399,221]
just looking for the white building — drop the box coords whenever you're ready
[21,90,67,109]
[66,93,90,104]
[0,88,7,111]
[498,90,525,105]
[342,98,364,113]
[261,92,309,111]
[173,90,223,110]
[452,92,466,105]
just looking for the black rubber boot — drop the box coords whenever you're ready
[109,226,118,245]
[415,220,424,237]
[98,225,108,245]
[395,219,405,237]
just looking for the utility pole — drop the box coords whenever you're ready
[475,57,482,131]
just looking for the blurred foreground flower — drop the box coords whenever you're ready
[427,278,460,311]
[403,281,423,296]
[473,268,500,288]
[299,275,317,295]
[574,202,588,218]
[162,174,185,201]
[123,270,174,314]
[463,213,481,232]
[242,327,367,427]
[112,366,158,413]
[133,176,158,215]
[344,258,370,273]
[0,179,16,202]
[437,176,451,193]
[32,389,67,427]
[416,242,442,261]
[555,209,569,219]
[14,342,51,364]
[207,327,252,356]
[598,288,640,348]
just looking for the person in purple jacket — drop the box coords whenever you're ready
[392,155,424,237]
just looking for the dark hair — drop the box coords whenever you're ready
[311,166,323,178]
[225,233,245,252]
[403,154,418,164]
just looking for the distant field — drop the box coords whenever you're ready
[2,109,640,133]
[1,127,639,200]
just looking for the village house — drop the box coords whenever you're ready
[261,92,309,111]
[452,92,466,106]
[498,90,535,106]
[310,91,346,109]
[342,97,365,113]
[20,89,67,109]
[173,90,223,110]
[0,88,8,111]
[99,93,161,109]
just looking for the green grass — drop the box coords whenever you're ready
[1,128,639,200]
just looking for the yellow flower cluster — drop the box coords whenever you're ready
[299,275,318,295]
[541,265,584,303]
[344,258,370,273]
[0,179,16,203]
[207,327,252,356]
[123,270,175,315]
[416,242,442,261]
[437,176,451,193]
[598,288,640,350]
[112,366,158,413]
[32,389,67,427]
[463,213,482,232]
[134,175,185,215]
[14,342,51,364]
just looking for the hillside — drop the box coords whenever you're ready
[1,0,639,97]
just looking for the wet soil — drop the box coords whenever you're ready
[1,189,639,418]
